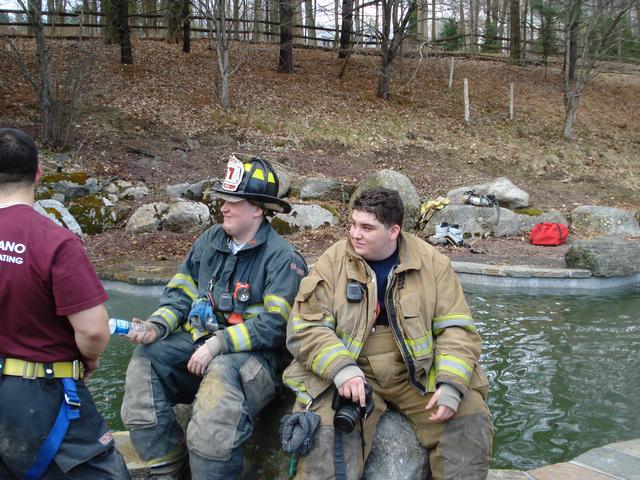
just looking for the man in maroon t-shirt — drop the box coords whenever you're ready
[0,128,130,479]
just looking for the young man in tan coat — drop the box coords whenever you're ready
[283,187,492,479]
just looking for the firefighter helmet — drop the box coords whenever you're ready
[212,154,291,214]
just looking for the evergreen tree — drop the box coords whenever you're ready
[441,18,461,51]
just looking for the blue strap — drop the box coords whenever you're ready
[24,378,81,480]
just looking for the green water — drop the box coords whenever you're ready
[93,284,640,471]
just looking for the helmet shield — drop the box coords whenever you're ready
[212,154,291,213]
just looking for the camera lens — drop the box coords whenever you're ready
[333,404,361,433]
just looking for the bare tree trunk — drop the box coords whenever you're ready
[182,0,191,52]
[30,0,54,142]
[270,0,280,41]
[431,0,435,45]
[354,0,360,45]
[509,0,520,63]
[304,0,316,45]
[293,0,303,44]
[278,0,294,72]
[334,0,340,49]
[497,0,508,52]
[233,0,240,39]
[469,0,475,52]
[253,0,263,42]
[339,0,354,57]
[522,0,528,60]
[118,0,133,63]
[214,0,232,106]
[166,0,183,42]
[459,0,466,52]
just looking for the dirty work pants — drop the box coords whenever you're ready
[294,326,493,480]
[121,330,281,479]
[0,376,130,479]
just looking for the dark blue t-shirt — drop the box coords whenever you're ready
[366,248,399,325]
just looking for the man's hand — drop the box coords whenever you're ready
[338,376,367,407]
[83,357,99,381]
[127,318,158,345]
[187,344,214,376]
[425,387,456,422]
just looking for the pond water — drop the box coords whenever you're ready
[92,283,640,471]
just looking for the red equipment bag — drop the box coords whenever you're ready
[529,223,569,246]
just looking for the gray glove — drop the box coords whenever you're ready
[279,411,321,457]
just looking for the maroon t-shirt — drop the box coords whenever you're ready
[0,204,108,362]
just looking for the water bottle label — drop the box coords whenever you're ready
[110,318,130,335]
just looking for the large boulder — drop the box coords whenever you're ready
[67,194,131,235]
[298,178,355,202]
[565,237,640,277]
[125,201,211,234]
[425,206,569,239]
[123,396,429,480]
[570,206,640,237]
[447,177,529,210]
[39,171,102,202]
[166,179,215,201]
[350,170,420,230]
[271,204,339,235]
[104,180,150,200]
[34,199,83,236]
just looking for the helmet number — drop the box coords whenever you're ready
[222,155,245,192]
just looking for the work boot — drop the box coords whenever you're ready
[445,224,464,246]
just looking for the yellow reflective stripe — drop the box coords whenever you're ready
[182,322,208,342]
[264,295,292,321]
[152,307,180,331]
[405,332,433,358]
[428,366,437,392]
[432,314,476,335]
[243,162,275,183]
[227,324,252,351]
[336,328,364,358]
[311,342,351,376]
[283,377,312,405]
[291,314,336,332]
[436,354,473,384]
[167,273,198,300]
[243,303,266,320]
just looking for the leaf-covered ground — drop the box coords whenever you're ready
[1,38,638,271]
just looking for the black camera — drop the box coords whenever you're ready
[332,383,374,433]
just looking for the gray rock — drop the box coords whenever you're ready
[448,177,529,210]
[53,153,72,164]
[125,202,167,233]
[565,237,640,277]
[163,201,211,233]
[270,161,292,198]
[48,176,102,200]
[425,205,520,238]
[120,186,150,200]
[124,397,429,480]
[351,169,420,230]
[125,201,211,234]
[516,209,569,234]
[272,204,338,234]
[167,179,213,201]
[300,178,354,202]
[363,410,429,479]
[425,205,568,239]
[570,205,640,237]
[34,199,83,236]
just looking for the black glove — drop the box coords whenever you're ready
[279,411,321,457]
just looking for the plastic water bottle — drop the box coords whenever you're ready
[109,318,147,336]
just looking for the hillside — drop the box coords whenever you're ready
[1,38,639,267]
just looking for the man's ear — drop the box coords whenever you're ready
[390,224,401,241]
[34,164,43,184]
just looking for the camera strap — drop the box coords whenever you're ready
[333,418,367,480]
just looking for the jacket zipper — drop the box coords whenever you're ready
[385,268,426,394]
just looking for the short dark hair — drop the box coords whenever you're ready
[352,187,404,228]
[0,128,38,186]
